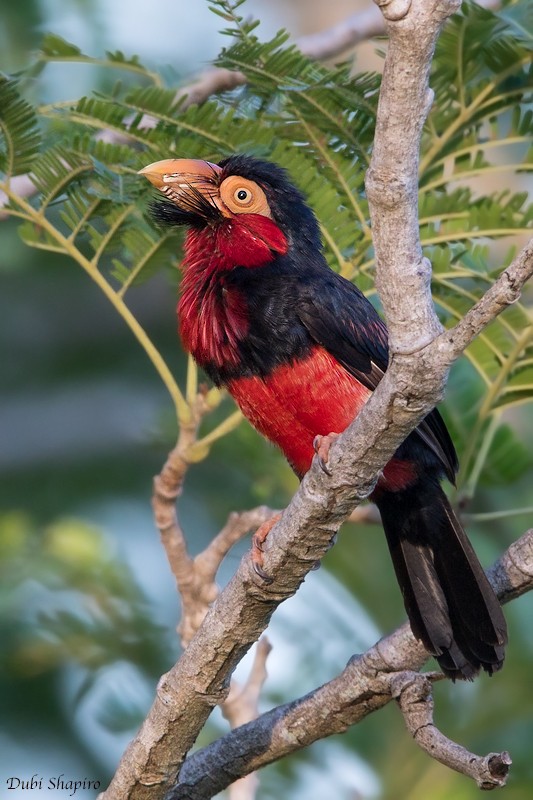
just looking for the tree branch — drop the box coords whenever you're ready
[173,0,501,108]
[365,0,454,353]
[391,671,512,789]
[152,376,277,646]
[220,637,272,800]
[151,385,278,800]
[443,238,533,360]
[171,530,532,798]
[151,394,208,645]
[99,2,531,799]
[0,0,504,221]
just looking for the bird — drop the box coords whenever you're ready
[139,153,507,680]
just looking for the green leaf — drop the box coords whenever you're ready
[1,513,171,680]
[479,422,533,486]
[4,0,533,485]
[430,242,533,392]
[36,34,160,84]
[40,33,85,58]
[105,49,144,68]
[500,2,533,43]
[18,220,68,254]
[28,144,93,210]
[0,77,41,176]
[111,226,179,291]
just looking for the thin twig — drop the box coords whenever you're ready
[391,672,511,789]
[181,505,278,646]
[152,399,277,800]
[151,393,277,648]
[192,507,279,601]
[443,238,533,360]
[99,1,532,794]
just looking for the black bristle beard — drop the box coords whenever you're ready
[149,198,199,227]
[149,194,220,229]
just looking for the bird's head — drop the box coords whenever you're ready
[139,154,322,268]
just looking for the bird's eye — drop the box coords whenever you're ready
[219,175,272,217]
[233,187,253,205]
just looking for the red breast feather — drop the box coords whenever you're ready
[178,218,287,368]
[228,346,416,490]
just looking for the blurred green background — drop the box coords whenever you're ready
[1,2,532,799]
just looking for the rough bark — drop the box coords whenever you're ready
[100,2,533,799]
[171,530,532,798]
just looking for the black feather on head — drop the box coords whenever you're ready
[148,153,323,254]
[219,154,322,251]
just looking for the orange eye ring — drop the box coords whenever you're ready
[219,175,271,217]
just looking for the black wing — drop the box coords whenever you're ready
[297,268,458,483]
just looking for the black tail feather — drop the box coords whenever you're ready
[375,479,507,680]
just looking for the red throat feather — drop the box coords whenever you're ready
[178,216,288,368]
[217,214,289,267]
[141,152,507,680]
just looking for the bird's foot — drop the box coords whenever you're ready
[251,512,282,583]
[313,432,340,476]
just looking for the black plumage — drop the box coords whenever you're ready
[148,153,507,678]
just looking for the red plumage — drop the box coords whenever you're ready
[228,347,416,490]
[142,153,507,680]
[178,219,288,367]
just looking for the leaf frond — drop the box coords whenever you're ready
[0,77,41,176]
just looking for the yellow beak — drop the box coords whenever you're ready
[138,158,221,189]
[138,158,223,216]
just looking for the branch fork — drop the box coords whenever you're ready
[172,529,533,797]
[84,0,532,797]
[392,671,511,789]
[124,0,533,795]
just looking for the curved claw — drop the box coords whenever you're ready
[313,432,340,476]
[251,513,281,584]
[314,451,332,476]
[252,556,274,584]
